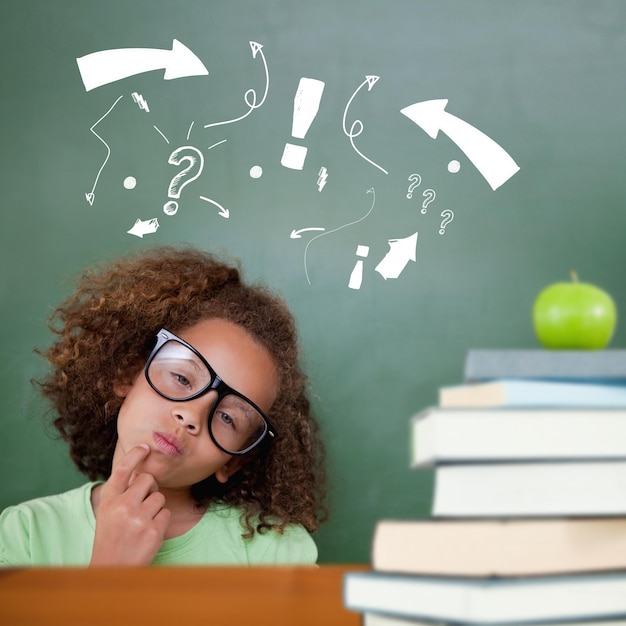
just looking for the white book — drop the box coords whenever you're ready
[372,518,626,577]
[412,407,626,466]
[363,612,626,626]
[433,461,626,517]
[344,570,626,625]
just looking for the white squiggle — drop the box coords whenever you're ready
[85,95,124,205]
[207,139,227,151]
[186,121,195,141]
[204,41,269,129]
[342,76,388,175]
[153,125,170,144]
[304,188,376,286]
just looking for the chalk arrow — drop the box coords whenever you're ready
[76,39,208,92]
[400,99,520,190]
[127,218,160,238]
[199,196,229,218]
[375,232,418,280]
[290,227,326,239]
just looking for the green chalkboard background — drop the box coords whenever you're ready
[2,0,626,563]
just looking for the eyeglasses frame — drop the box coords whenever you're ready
[144,328,277,455]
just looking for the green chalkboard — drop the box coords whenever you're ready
[2,0,626,563]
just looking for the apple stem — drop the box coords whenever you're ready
[570,270,579,283]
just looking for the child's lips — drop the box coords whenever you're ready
[153,431,182,456]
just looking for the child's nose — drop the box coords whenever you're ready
[172,392,218,434]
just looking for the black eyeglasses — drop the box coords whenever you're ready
[144,328,276,455]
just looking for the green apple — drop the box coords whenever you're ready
[533,272,617,349]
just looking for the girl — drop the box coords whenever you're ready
[0,245,326,566]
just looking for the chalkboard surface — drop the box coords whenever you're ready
[2,0,626,563]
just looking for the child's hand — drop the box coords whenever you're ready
[90,444,170,566]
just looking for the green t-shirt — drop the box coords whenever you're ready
[0,482,318,566]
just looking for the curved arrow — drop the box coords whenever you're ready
[303,188,376,285]
[290,227,326,239]
[400,99,520,190]
[342,76,388,175]
[76,39,208,92]
[204,41,269,129]
[199,196,229,218]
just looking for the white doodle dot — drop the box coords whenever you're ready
[250,165,263,179]
[123,176,137,190]
[448,160,461,174]
[163,201,179,216]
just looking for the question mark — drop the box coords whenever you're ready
[163,145,205,215]
[421,188,436,214]
[406,173,421,199]
[439,209,454,235]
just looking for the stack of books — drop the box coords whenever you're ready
[344,349,626,626]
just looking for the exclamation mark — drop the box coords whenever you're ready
[281,77,325,170]
[349,245,370,290]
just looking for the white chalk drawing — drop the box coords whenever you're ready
[281,77,325,170]
[123,176,137,190]
[342,76,388,175]
[406,173,421,199]
[303,188,376,286]
[317,167,328,191]
[348,245,370,290]
[127,218,160,238]
[204,42,269,129]
[76,40,208,92]
[439,209,454,234]
[375,232,418,280]
[421,189,436,214]
[401,99,520,191]
[153,125,170,144]
[75,37,520,284]
[85,95,124,206]
[199,196,229,219]
[163,146,205,215]
[131,92,150,112]
[290,227,326,239]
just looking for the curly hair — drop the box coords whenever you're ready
[36,245,326,537]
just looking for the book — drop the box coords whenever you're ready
[439,378,626,408]
[464,349,626,383]
[411,407,626,466]
[432,461,626,517]
[372,518,626,577]
[344,570,626,624]
[362,612,626,626]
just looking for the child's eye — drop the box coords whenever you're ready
[172,372,192,389]
[216,411,235,428]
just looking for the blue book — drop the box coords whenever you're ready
[344,570,626,625]
[463,350,626,383]
[439,379,626,408]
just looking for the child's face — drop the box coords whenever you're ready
[112,318,279,490]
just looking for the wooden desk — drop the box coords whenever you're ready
[0,564,368,625]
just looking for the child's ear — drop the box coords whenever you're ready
[215,456,246,484]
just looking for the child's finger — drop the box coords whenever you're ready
[107,444,151,494]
